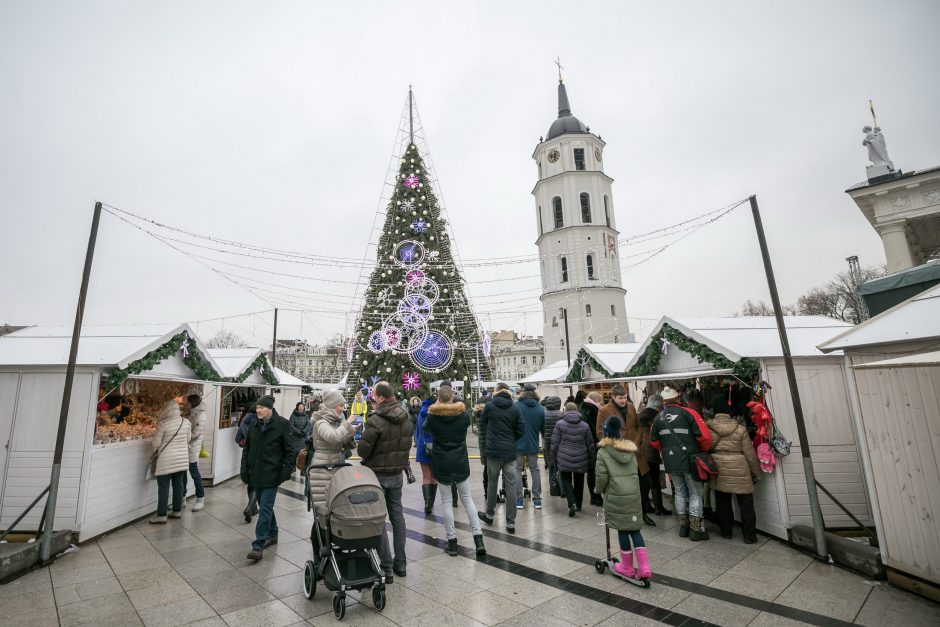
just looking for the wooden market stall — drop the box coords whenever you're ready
[589,316,871,541]
[0,324,225,541]
[818,284,940,599]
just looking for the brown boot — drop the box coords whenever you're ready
[689,516,710,541]
[678,514,690,538]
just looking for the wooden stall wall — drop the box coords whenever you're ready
[80,439,155,541]
[763,359,873,529]
[854,364,940,585]
[0,368,97,532]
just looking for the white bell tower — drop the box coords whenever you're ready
[533,74,631,364]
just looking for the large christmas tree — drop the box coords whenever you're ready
[345,97,492,401]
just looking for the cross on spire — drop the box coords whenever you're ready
[555,57,564,83]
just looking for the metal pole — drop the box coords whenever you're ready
[41,202,102,563]
[408,86,414,145]
[562,308,573,397]
[475,341,482,402]
[272,308,278,369]
[749,195,829,560]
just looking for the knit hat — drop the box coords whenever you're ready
[603,415,623,439]
[523,383,537,392]
[256,395,276,409]
[660,386,680,402]
[322,390,345,409]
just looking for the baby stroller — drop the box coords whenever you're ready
[303,462,389,620]
[499,450,540,502]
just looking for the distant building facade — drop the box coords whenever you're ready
[489,334,545,382]
[270,339,345,384]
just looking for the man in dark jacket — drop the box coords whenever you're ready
[477,383,524,533]
[649,386,712,540]
[358,380,414,580]
[514,383,545,510]
[240,396,294,560]
[638,394,670,516]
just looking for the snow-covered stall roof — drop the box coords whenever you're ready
[519,359,571,384]
[271,367,306,387]
[206,348,263,379]
[0,324,218,369]
[818,284,940,353]
[582,343,642,374]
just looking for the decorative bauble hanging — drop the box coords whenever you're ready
[397,293,432,327]
[402,371,421,392]
[410,218,430,234]
[412,331,453,371]
[367,330,387,352]
[393,240,426,268]
[404,174,420,189]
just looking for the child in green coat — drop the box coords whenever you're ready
[595,416,651,580]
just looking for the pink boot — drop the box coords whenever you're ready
[613,550,635,578]
[635,547,652,579]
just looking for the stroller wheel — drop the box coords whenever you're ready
[303,561,317,599]
[332,593,346,620]
[372,586,386,611]
[594,560,606,574]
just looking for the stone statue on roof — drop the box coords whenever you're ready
[862,125,894,171]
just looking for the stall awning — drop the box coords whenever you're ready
[604,368,734,383]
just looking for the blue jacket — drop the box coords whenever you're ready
[414,398,435,464]
[479,391,524,461]
[515,394,545,454]
[235,412,257,447]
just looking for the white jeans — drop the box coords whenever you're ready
[439,478,482,540]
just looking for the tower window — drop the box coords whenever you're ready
[537,205,543,235]
[610,304,616,316]
[560,257,568,283]
[586,304,592,317]
[560,338,565,348]
[538,161,542,178]
[614,335,619,343]
[588,336,593,343]
[553,197,563,229]
[586,254,595,279]
[604,196,611,227]
[574,148,585,171]
[580,193,592,223]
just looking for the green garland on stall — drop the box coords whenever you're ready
[565,348,611,383]
[625,323,761,381]
[232,353,280,386]
[102,332,221,389]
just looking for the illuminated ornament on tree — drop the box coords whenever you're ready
[377,286,393,307]
[400,199,416,212]
[180,337,190,358]
[405,277,439,305]
[402,371,421,391]
[367,330,387,352]
[405,269,425,286]
[410,218,429,234]
[412,331,453,371]
[482,332,492,358]
[384,326,402,349]
[397,293,432,327]
[403,174,420,189]
[393,240,426,268]
[346,336,356,363]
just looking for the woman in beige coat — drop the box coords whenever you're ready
[150,399,192,524]
[307,390,360,509]
[705,390,760,543]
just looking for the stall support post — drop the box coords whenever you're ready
[749,195,829,561]
[41,201,102,563]
[271,308,278,369]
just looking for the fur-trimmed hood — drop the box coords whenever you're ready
[597,437,637,452]
[428,401,467,417]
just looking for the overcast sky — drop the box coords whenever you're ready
[2,1,938,347]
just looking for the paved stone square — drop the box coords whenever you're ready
[2,453,938,626]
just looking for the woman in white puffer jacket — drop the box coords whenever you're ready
[150,399,192,524]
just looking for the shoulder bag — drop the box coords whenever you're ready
[146,419,184,481]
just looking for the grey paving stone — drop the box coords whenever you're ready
[48,544,107,572]
[237,555,301,582]
[535,591,620,626]
[203,581,277,614]
[261,571,306,598]
[50,562,115,588]
[54,574,124,606]
[277,591,333,619]
[854,584,940,627]
[448,589,529,625]
[490,574,565,608]
[397,561,484,605]
[57,590,137,627]
[671,592,760,626]
[137,595,217,627]
[116,565,183,591]
[125,576,199,611]
[0,605,61,627]
[747,612,815,627]
[409,605,488,627]
[219,599,303,627]
[492,606,578,627]
[520,552,585,576]
[186,567,254,596]
[594,609,665,626]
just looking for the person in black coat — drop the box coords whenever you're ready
[638,394,670,515]
[240,396,294,561]
[477,383,524,533]
[426,385,486,556]
[580,391,604,505]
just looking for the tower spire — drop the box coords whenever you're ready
[408,85,414,145]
